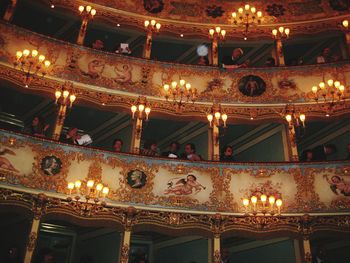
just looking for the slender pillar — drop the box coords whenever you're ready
[208,124,220,161]
[275,39,285,66]
[120,230,131,263]
[130,117,143,154]
[24,217,41,263]
[284,124,299,161]
[212,234,221,263]
[52,105,67,141]
[77,18,89,45]
[143,31,153,59]
[302,238,312,263]
[3,0,17,22]
[211,37,219,66]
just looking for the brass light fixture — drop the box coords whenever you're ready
[54,82,77,108]
[78,5,96,19]
[272,26,290,39]
[67,180,110,216]
[208,27,226,40]
[144,19,161,32]
[311,79,345,103]
[163,79,197,107]
[14,49,51,87]
[231,4,263,40]
[242,194,282,215]
[130,96,151,121]
[206,104,228,128]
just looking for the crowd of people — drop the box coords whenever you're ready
[22,116,350,162]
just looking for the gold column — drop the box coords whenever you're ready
[211,37,219,66]
[3,0,17,22]
[120,230,131,263]
[77,18,89,45]
[23,216,41,263]
[130,117,143,154]
[143,31,153,59]
[275,39,285,66]
[212,234,221,263]
[285,124,299,161]
[208,124,220,161]
[52,104,67,141]
[302,238,312,263]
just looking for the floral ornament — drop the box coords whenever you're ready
[206,5,225,18]
[266,3,286,17]
[143,0,164,14]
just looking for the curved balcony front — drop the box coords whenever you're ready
[0,22,350,120]
[1,129,349,216]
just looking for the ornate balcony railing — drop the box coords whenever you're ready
[0,21,349,111]
[0,129,349,215]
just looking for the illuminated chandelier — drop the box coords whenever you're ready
[231,4,263,40]
[163,79,197,107]
[242,194,283,216]
[14,49,51,87]
[272,26,290,40]
[311,79,345,103]
[144,19,161,32]
[130,96,151,121]
[67,180,110,216]
[206,104,228,128]
[208,27,226,40]
[54,82,77,108]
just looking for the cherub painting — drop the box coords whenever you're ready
[324,175,350,196]
[80,59,105,79]
[113,64,132,83]
[0,147,18,172]
[164,174,206,196]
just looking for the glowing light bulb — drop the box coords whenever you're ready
[319,82,325,89]
[243,198,249,206]
[299,114,306,123]
[339,85,345,92]
[23,49,30,57]
[87,180,94,188]
[68,182,75,190]
[343,20,349,28]
[221,113,228,122]
[171,81,177,89]
[278,26,284,33]
[257,11,262,17]
[78,5,84,13]
[276,199,282,207]
[221,30,226,37]
[138,104,145,112]
[96,183,103,191]
[86,5,92,12]
[131,105,137,113]
[151,20,156,26]
[285,114,292,123]
[74,180,82,188]
[102,187,109,196]
[180,79,186,86]
[245,4,250,10]
[16,51,23,59]
[272,29,278,36]
[334,81,340,88]
[269,196,275,205]
[163,84,169,92]
[214,111,221,120]
[44,60,51,67]
[185,83,191,90]
[260,194,267,203]
[207,114,213,123]
[63,90,69,99]
[312,86,318,94]
[69,94,76,104]
[327,79,334,86]
[251,196,257,204]
[31,50,38,57]
[38,55,45,62]
[145,107,151,118]
[209,29,215,36]
[285,28,290,36]
[251,7,256,13]
[232,12,237,18]
[144,20,150,27]
[90,9,96,16]
[156,23,161,30]
[238,8,244,13]
[215,27,221,33]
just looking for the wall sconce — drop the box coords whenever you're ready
[130,97,151,121]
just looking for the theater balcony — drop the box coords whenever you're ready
[0,1,350,263]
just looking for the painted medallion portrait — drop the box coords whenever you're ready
[238,75,266,97]
[324,174,350,196]
[127,169,147,189]
[40,155,62,176]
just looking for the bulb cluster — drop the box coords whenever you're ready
[242,194,282,215]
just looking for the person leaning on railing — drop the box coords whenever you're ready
[220,145,235,162]
[180,143,202,161]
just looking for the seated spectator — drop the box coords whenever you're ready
[26,116,49,137]
[36,247,55,263]
[300,149,313,162]
[60,127,92,146]
[316,47,339,64]
[220,145,234,162]
[197,56,209,66]
[264,57,276,67]
[115,43,132,55]
[222,48,249,69]
[141,140,159,156]
[346,143,350,160]
[113,138,123,152]
[180,143,202,161]
[162,141,180,158]
[92,39,104,50]
[311,144,336,161]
